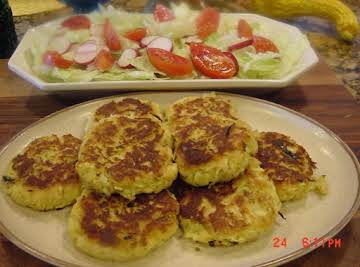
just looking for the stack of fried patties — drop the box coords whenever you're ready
[69,95,282,260]
[69,98,180,261]
[167,95,281,247]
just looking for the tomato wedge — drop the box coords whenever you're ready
[95,49,115,71]
[43,51,73,69]
[237,19,253,39]
[147,48,193,76]
[253,36,279,53]
[104,18,121,51]
[154,4,175,22]
[196,7,220,40]
[124,28,147,42]
[190,43,236,79]
[223,52,239,75]
[61,15,91,30]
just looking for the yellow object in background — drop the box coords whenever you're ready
[244,0,359,41]
[9,0,65,16]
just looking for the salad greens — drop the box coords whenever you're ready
[144,3,197,39]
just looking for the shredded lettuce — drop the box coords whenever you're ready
[93,70,155,81]
[205,32,250,51]
[130,52,165,77]
[205,30,284,79]
[144,3,197,38]
[233,51,281,79]
[249,17,306,78]
[207,15,307,79]
[63,29,90,43]
[118,36,140,50]
[89,5,144,34]
[52,68,98,82]
[173,38,190,59]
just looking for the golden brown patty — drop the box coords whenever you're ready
[94,98,162,122]
[77,114,177,199]
[3,134,82,210]
[167,95,257,186]
[256,132,327,201]
[168,94,238,123]
[68,190,179,260]
[176,159,281,246]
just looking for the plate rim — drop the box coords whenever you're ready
[0,91,359,267]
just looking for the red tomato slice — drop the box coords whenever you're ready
[104,18,121,51]
[196,7,220,40]
[124,28,147,42]
[237,19,253,39]
[61,15,91,30]
[43,51,73,69]
[190,43,236,79]
[147,48,193,76]
[253,36,279,53]
[95,49,115,71]
[154,4,175,22]
[223,52,239,75]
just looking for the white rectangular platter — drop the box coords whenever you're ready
[8,13,318,93]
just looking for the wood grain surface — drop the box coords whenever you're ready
[0,59,359,267]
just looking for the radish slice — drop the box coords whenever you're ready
[140,36,159,48]
[147,37,172,51]
[48,35,71,54]
[184,35,202,44]
[74,40,98,64]
[227,39,253,52]
[117,48,137,68]
[62,43,80,61]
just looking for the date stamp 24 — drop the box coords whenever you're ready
[273,237,342,249]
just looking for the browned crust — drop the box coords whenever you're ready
[175,116,248,166]
[108,143,164,182]
[171,96,237,122]
[176,179,248,233]
[94,98,158,122]
[256,132,316,184]
[10,134,81,189]
[169,96,250,166]
[79,116,167,182]
[80,190,179,247]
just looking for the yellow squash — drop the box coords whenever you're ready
[242,0,359,41]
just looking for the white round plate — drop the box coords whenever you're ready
[0,92,359,267]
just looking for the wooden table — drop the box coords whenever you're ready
[0,58,359,266]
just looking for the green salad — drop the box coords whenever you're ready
[25,3,308,82]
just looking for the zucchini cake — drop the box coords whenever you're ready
[76,98,178,199]
[256,132,327,201]
[68,190,179,260]
[176,158,281,246]
[2,134,82,211]
[93,98,163,123]
[166,95,257,186]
